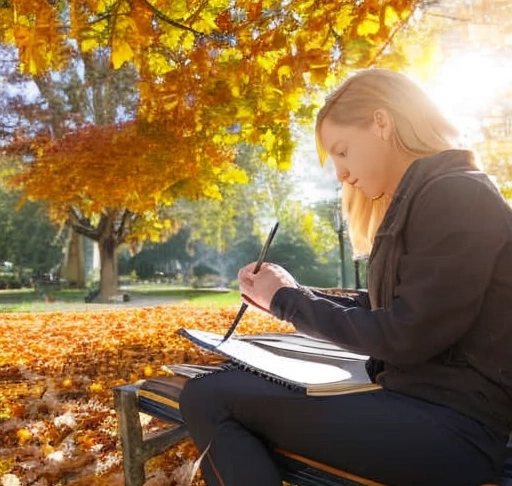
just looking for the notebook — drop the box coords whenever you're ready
[174,329,382,396]
[238,332,369,363]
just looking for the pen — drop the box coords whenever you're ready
[219,221,279,344]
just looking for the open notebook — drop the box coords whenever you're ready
[172,329,381,396]
[237,332,369,363]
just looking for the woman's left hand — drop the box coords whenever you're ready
[238,262,298,312]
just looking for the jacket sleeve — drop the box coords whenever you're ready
[304,287,370,308]
[270,175,509,364]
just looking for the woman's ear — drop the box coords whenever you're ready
[372,108,393,141]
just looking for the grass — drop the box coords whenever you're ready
[0,284,241,312]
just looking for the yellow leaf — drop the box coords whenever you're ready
[357,14,380,36]
[89,382,103,393]
[27,55,41,76]
[193,12,218,33]
[16,428,32,444]
[231,85,240,98]
[323,72,339,90]
[218,48,243,63]
[309,66,329,85]
[333,4,355,33]
[16,15,31,28]
[42,444,55,456]
[112,41,134,69]
[257,52,278,73]
[277,64,291,84]
[160,29,182,50]
[97,0,108,14]
[384,5,400,27]
[219,166,248,184]
[223,133,240,145]
[262,129,276,151]
[170,0,188,17]
[148,52,174,75]
[181,31,195,50]
[236,106,254,120]
[62,378,73,388]
[286,90,303,111]
[202,184,222,199]
[2,27,15,44]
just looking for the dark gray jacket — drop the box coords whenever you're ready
[270,150,512,437]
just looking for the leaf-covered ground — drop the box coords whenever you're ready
[0,304,293,486]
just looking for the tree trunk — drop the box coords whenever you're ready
[61,230,86,288]
[97,234,118,303]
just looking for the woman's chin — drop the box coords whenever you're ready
[359,187,385,201]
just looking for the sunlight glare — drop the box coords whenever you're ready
[419,50,512,143]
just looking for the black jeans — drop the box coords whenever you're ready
[179,369,507,486]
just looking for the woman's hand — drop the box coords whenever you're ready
[238,262,298,312]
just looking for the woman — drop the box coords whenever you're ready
[179,68,512,486]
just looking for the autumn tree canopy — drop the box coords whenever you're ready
[0,0,422,299]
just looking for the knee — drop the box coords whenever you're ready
[180,373,229,424]
[179,376,208,422]
[179,374,230,447]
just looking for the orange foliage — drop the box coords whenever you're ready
[2,0,421,225]
[1,0,420,297]
[0,304,293,485]
[11,121,243,225]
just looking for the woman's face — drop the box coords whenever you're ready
[319,116,398,199]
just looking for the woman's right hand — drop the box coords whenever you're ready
[238,262,297,312]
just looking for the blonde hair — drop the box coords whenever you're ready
[315,68,459,256]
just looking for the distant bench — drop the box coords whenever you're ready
[113,375,512,486]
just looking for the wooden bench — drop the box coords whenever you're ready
[113,376,512,486]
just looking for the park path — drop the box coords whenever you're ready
[26,294,184,312]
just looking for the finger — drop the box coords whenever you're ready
[238,262,258,280]
[241,293,270,313]
[246,261,259,273]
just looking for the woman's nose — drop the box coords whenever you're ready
[336,168,350,182]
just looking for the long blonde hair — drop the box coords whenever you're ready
[315,68,459,257]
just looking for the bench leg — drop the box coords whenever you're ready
[114,386,147,486]
[114,385,191,486]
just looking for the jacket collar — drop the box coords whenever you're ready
[368,149,479,308]
[375,149,479,238]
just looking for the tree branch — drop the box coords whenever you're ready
[69,207,100,240]
[367,0,423,68]
[116,208,136,243]
[424,11,472,22]
[139,0,206,38]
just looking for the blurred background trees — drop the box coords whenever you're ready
[0,0,511,298]
[0,0,423,299]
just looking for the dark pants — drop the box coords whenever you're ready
[179,369,507,486]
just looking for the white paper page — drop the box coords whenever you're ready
[183,329,352,385]
[241,335,368,360]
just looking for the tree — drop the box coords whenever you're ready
[120,226,195,281]
[167,140,339,283]
[0,187,62,282]
[1,0,423,300]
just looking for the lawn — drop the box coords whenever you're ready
[0,285,241,313]
[0,299,293,486]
